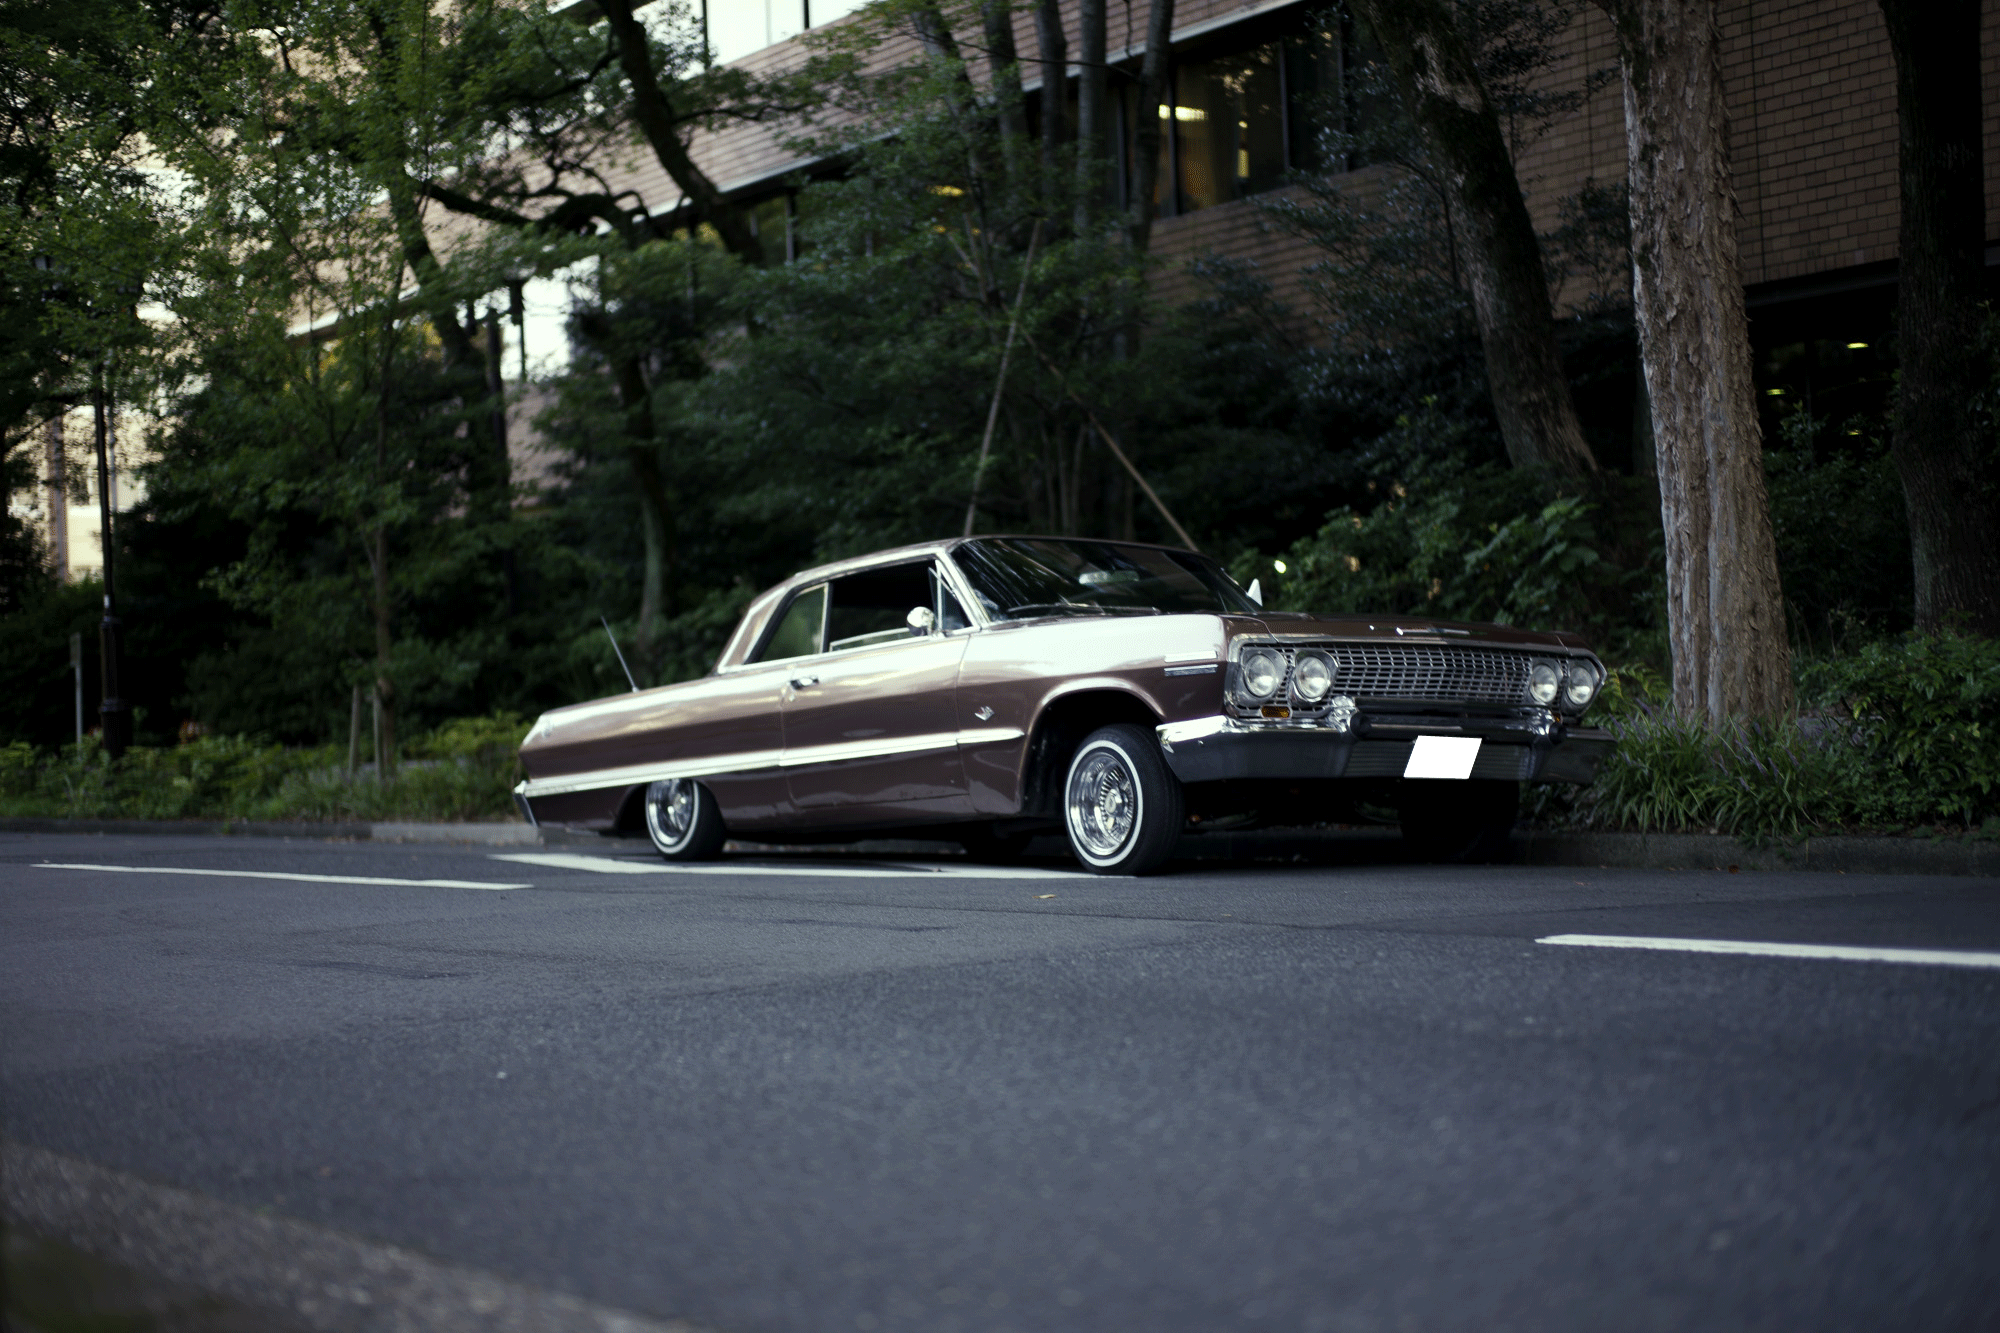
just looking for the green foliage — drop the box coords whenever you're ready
[0,576,104,747]
[1555,711,1871,840]
[1763,403,1913,645]
[0,712,530,822]
[1795,633,2000,824]
[1537,634,2000,837]
[1240,434,1665,659]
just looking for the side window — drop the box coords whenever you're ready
[931,565,971,632]
[751,584,826,662]
[826,563,934,651]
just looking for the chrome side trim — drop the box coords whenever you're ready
[780,731,952,768]
[520,749,787,799]
[518,726,1030,799]
[955,725,1027,747]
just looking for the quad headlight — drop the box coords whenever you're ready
[1238,647,1285,700]
[1563,659,1601,709]
[1291,650,1335,703]
[1528,660,1561,706]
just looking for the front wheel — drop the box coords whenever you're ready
[1063,724,1185,875]
[644,778,727,860]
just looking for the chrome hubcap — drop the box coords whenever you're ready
[1067,746,1139,862]
[646,779,696,848]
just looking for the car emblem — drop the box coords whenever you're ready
[973,705,995,721]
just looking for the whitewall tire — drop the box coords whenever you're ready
[1063,723,1184,875]
[644,778,727,860]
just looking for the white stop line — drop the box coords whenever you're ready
[1538,933,2000,970]
[35,863,529,891]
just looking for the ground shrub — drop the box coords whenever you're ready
[1535,634,2000,838]
[0,712,530,823]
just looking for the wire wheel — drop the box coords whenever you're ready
[1067,746,1141,863]
[644,778,725,860]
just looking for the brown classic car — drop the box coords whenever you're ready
[515,536,1615,874]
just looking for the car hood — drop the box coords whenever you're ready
[1232,612,1593,653]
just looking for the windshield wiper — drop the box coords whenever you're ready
[1004,602,1161,618]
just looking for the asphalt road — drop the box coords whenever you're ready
[3,831,1998,1332]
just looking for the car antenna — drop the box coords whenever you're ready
[601,616,639,692]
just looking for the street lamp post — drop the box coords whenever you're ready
[93,365,130,759]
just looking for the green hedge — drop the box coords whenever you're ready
[0,713,529,823]
[1543,633,2000,838]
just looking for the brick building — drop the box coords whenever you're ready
[579,0,1999,448]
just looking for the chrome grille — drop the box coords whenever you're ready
[1259,642,1533,706]
[1329,643,1531,703]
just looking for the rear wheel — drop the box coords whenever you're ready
[644,778,727,860]
[1398,779,1519,863]
[1063,723,1184,875]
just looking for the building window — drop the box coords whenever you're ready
[1115,19,1352,220]
[701,0,869,67]
[1172,46,1286,212]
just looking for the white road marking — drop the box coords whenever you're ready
[491,851,1078,881]
[1537,933,2000,970]
[36,864,529,891]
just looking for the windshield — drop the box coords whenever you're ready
[951,538,1259,622]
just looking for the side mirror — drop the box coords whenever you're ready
[906,605,937,636]
[1246,578,1263,607]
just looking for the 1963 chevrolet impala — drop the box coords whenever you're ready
[515,537,1614,874]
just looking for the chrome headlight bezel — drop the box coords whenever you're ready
[1562,658,1601,710]
[1237,646,1284,702]
[1527,660,1561,706]
[1290,650,1335,703]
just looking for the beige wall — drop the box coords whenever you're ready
[7,405,147,584]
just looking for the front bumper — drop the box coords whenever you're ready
[1156,714,1614,785]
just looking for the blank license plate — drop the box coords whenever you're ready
[1404,735,1482,780]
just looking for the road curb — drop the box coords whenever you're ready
[0,816,562,844]
[1513,829,2000,877]
[0,816,375,839]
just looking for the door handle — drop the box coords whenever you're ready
[788,674,820,689]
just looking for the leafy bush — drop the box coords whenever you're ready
[1763,404,1912,645]
[0,712,530,823]
[1240,448,1666,662]
[1538,633,2000,837]
[1795,633,2000,825]
[1553,710,1872,839]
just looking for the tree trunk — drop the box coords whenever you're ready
[598,0,760,260]
[1034,0,1069,179]
[43,413,67,582]
[612,352,675,673]
[1594,0,1791,720]
[982,0,1030,192]
[1075,0,1106,223]
[1877,0,2000,636]
[1126,0,1174,254]
[372,313,399,778]
[1349,0,1597,478]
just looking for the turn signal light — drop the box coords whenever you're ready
[1261,705,1291,718]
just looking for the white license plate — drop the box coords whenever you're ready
[1404,735,1482,780]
